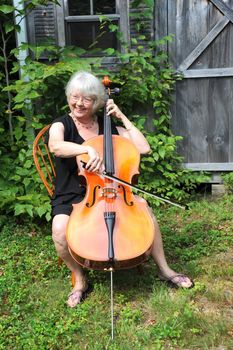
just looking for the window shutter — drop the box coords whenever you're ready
[26,3,58,46]
[129,0,154,48]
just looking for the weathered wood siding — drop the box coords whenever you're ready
[26,1,233,170]
[156,0,233,170]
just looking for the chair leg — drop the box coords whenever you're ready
[58,257,63,267]
[71,272,75,286]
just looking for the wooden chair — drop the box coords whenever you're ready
[33,124,55,197]
[33,125,66,266]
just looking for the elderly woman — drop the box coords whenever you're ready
[48,71,193,308]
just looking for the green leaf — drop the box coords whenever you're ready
[109,24,118,32]
[138,35,146,40]
[46,211,51,221]
[17,195,34,201]
[14,204,25,216]
[24,160,33,169]
[14,127,23,141]
[4,22,15,34]
[104,48,115,55]
[152,153,159,161]
[26,205,34,217]
[36,207,47,217]
[158,149,166,159]
[0,5,14,14]
[10,175,21,181]
[98,15,108,23]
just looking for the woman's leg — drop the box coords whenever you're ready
[151,217,193,288]
[138,196,193,288]
[52,214,88,306]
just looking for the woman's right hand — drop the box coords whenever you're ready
[85,146,103,173]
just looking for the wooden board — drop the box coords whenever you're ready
[156,0,233,168]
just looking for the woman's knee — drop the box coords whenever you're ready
[52,215,69,247]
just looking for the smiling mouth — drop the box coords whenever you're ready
[74,107,86,112]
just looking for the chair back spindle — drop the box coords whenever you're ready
[33,124,55,197]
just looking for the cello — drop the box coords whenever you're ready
[66,76,155,272]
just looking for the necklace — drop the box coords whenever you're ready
[71,114,96,130]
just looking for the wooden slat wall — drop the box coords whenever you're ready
[156,0,233,168]
[169,0,210,163]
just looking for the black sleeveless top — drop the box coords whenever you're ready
[50,114,119,206]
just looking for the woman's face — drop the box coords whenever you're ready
[68,90,95,120]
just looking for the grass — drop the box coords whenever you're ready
[0,194,233,349]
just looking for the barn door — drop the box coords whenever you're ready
[156,0,233,170]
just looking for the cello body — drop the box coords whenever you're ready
[66,134,155,270]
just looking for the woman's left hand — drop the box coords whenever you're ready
[106,99,123,120]
[106,98,151,154]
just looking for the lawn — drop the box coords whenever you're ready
[0,194,233,350]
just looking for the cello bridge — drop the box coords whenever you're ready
[102,187,117,199]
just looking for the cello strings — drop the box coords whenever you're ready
[104,178,116,213]
[101,172,186,210]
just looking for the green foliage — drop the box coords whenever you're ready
[0,0,208,220]
[222,172,233,193]
[0,0,63,220]
[0,196,232,349]
[159,194,233,266]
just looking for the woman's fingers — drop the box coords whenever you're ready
[106,99,118,116]
[86,154,103,173]
[84,146,105,173]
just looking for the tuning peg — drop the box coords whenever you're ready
[102,76,124,89]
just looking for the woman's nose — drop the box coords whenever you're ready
[76,98,84,106]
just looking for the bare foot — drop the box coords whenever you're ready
[159,273,194,289]
[67,286,88,308]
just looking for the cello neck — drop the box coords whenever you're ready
[104,93,115,175]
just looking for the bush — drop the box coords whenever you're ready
[222,172,233,193]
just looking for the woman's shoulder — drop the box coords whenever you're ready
[52,115,73,131]
[50,114,75,140]
[52,114,70,126]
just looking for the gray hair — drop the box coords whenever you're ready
[65,71,106,113]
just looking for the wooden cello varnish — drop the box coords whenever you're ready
[66,77,154,271]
